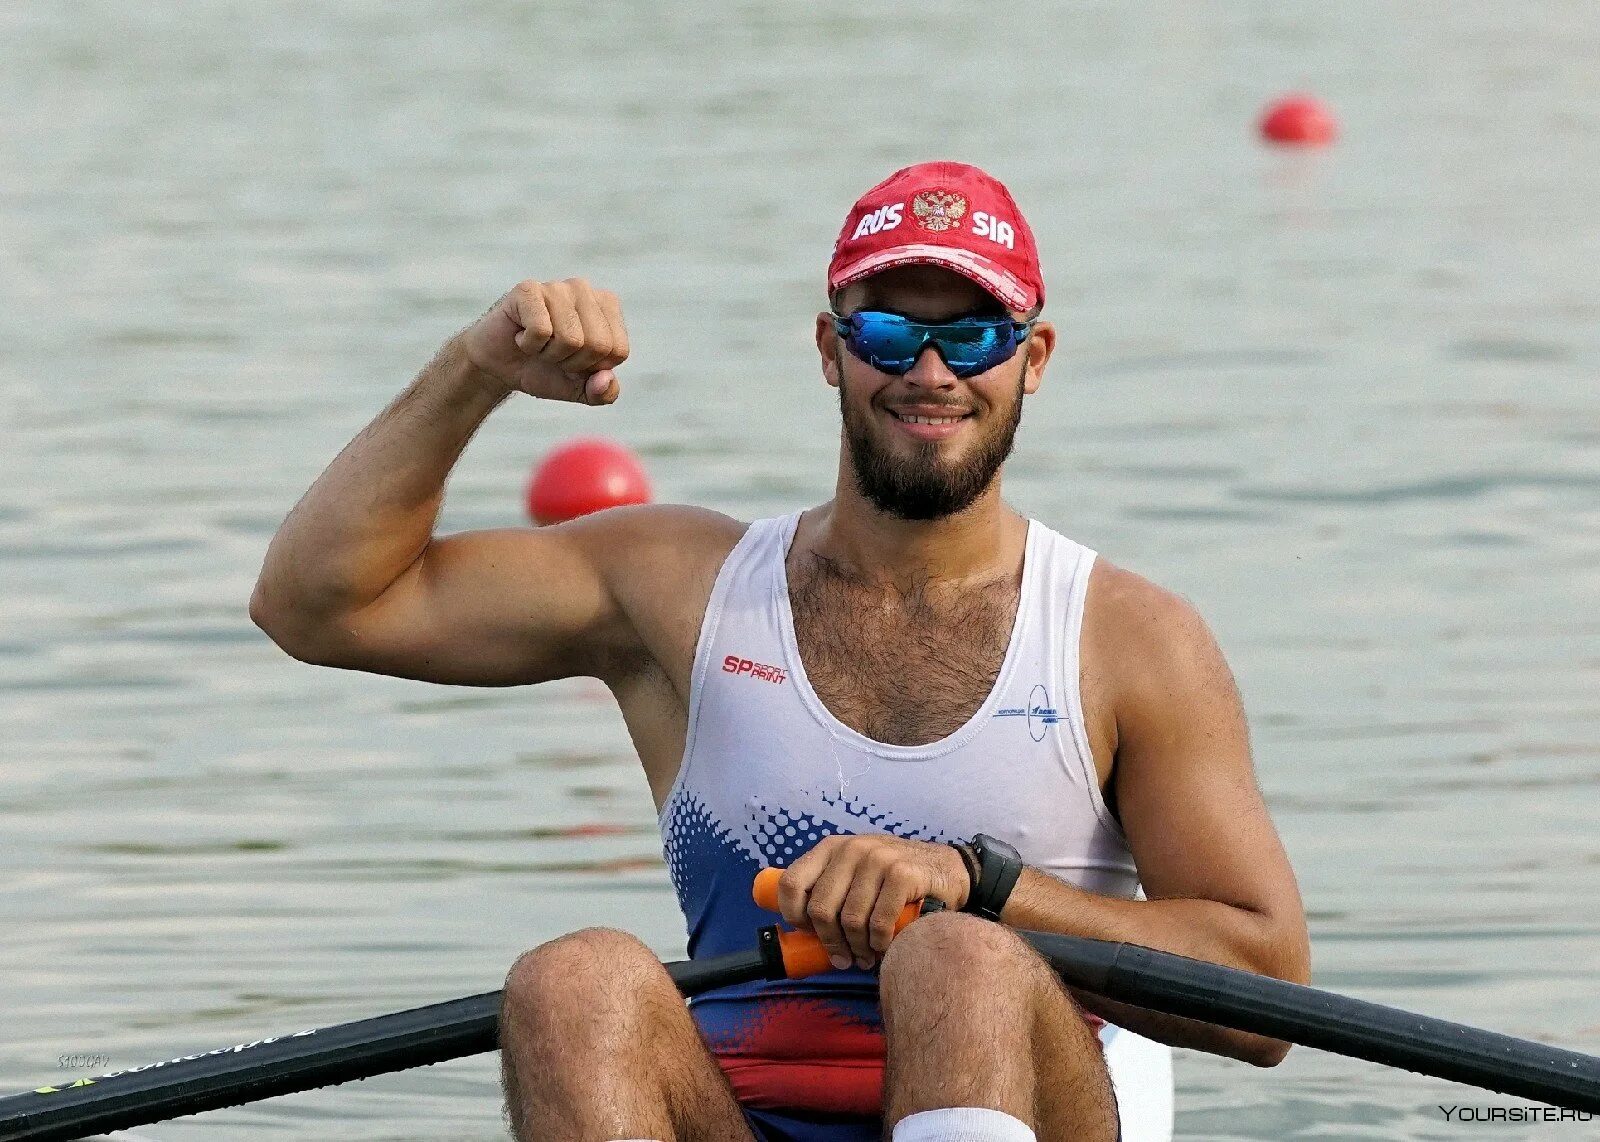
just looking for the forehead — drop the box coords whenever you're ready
[837,264,1002,317]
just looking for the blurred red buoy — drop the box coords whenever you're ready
[525,437,652,525]
[1259,95,1338,147]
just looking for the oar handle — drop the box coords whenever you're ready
[750,867,927,978]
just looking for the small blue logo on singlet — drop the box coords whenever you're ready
[994,683,1060,742]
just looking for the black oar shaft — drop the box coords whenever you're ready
[1028,932,1600,1113]
[0,951,766,1142]
[3,935,1598,1139]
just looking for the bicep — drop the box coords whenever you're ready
[327,523,630,686]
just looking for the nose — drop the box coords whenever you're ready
[902,343,958,388]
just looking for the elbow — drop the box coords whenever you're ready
[249,581,299,652]
[248,581,279,639]
[1250,910,1312,986]
[1281,928,1313,988]
[1243,929,1310,1067]
[249,582,340,667]
[1244,1038,1293,1068]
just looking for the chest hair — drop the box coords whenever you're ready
[788,554,1021,747]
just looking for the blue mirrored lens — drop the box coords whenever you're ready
[834,312,1027,379]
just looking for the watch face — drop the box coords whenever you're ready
[975,833,1020,861]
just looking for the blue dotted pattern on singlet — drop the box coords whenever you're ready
[663,792,768,959]
[748,805,837,865]
[813,792,948,845]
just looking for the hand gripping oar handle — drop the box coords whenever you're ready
[750,867,934,978]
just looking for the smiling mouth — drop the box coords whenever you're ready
[888,410,972,425]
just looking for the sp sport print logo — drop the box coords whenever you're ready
[723,655,789,685]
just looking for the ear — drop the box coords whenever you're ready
[1021,319,1056,396]
[815,311,843,389]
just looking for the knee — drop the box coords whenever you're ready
[880,912,1043,999]
[503,927,664,1025]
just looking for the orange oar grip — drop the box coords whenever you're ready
[771,929,834,978]
[752,868,924,979]
[752,867,784,912]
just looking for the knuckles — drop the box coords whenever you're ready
[469,278,626,402]
[781,837,945,956]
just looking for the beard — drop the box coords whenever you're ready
[841,366,1025,521]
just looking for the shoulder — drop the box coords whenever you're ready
[536,504,750,685]
[1083,558,1240,714]
[561,502,749,595]
[1085,559,1207,643]
[563,502,748,555]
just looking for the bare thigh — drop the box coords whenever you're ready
[500,928,756,1142]
[880,912,1117,1142]
[1028,968,1119,1141]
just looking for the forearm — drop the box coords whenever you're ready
[1004,868,1310,1064]
[252,335,510,628]
[1006,868,1303,978]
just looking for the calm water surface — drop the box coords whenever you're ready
[2,3,1597,1139]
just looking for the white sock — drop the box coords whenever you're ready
[892,1107,1037,1142]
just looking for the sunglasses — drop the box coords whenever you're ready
[832,309,1035,379]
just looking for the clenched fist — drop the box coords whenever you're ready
[776,834,973,971]
[460,278,629,404]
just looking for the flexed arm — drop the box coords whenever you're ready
[249,279,644,686]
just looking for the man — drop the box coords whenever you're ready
[251,161,1310,1142]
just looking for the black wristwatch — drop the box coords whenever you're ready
[952,833,1023,922]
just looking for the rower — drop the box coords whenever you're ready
[251,160,1311,1142]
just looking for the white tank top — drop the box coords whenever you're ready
[663,511,1137,908]
[658,511,1158,1123]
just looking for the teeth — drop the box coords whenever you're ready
[897,413,964,425]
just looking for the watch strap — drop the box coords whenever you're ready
[961,833,1022,922]
[950,840,981,897]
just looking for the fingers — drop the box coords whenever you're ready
[528,280,590,377]
[778,838,932,971]
[868,864,923,956]
[557,279,623,377]
[508,282,556,356]
[839,872,888,968]
[596,287,631,365]
[782,841,857,970]
[496,278,627,404]
[584,369,620,405]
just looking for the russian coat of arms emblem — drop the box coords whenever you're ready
[911,190,967,232]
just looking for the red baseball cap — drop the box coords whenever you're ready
[827,161,1044,313]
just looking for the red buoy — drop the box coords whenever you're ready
[1259,95,1338,147]
[525,437,652,525]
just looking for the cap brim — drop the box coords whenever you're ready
[829,244,1037,312]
